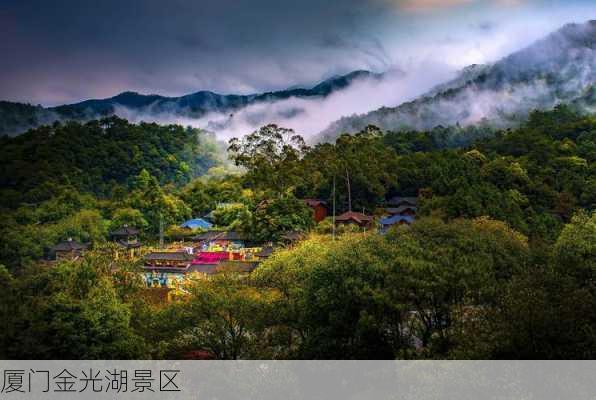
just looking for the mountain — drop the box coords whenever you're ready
[319,20,596,140]
[0,70,380,136]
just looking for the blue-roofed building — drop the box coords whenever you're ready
[379,214,415,233]
[180,218,213,230]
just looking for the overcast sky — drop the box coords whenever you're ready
[1,0,595,106]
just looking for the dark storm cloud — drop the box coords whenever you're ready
[0,0,393,104]
[0,0,594,105]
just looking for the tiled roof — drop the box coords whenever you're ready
[110,226,140,236]
[191,251,231,265]
[52,239,88,251]
[304,198,327,207]
[387,196,418,207]
[116,240,142,249]
[144,251,194,261]
[386,205,417,214]
[143,265,190,273]
[335,211,374,223]
[190,262,257,275]
[191,231,246,242]
[180,218,213,230]
[188,264,220,274]
[380,215,415,225]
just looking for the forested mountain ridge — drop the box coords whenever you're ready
[320,20,596,140]
[0,117,224,206]
[0,105,594,359]
[0,71,380,136]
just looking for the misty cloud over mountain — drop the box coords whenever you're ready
[0,67,452,139]
[319,20,596,140]
[1,20,595,142]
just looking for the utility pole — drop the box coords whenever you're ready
[345,167,351,212]
[332,175,336,241]
[159,212,164,249]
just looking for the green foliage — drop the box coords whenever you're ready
[553,211,596,282]
[212,203,251,228]
[0,116,221,204]
[2,251,147,359]
[253,217,529,358]
[149,273,280,359]
[239,194,315,242]
[1,106,596,359]
[109,207,149,232]
[228,124,309,194]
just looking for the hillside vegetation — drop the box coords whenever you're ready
[0,105,595,359]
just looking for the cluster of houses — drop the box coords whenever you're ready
[49,196,418,296]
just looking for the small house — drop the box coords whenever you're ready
[180,218,213,230]
[51,238,88,261]
[379,214,415,233]
[304,199,328,222]
[110,225,142,258]
[335,211,374,228]
[143,251,194,287]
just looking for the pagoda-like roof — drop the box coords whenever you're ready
[52,238,88,252]
[192,230,224,241]
[110,225,140,236]
[191,251,231,265]
[144,251,194,262]
[116,240,142,249]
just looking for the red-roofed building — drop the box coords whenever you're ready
[192,251,233,265]
[335,211,374,228]
[304,199,328,222]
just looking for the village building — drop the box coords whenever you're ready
[379,214,415,232]
[255,246,274,261]
[386,204,417,217]
[335,211,374,228]
[110,225,142,259]
[191,231,248,251]
[304,199,328,222]
[180,218,213,230]
[189,259,258,278]
[51,238,88,261]
[382,196,418,229]
[143,251,194,287]
[387,196,418,208]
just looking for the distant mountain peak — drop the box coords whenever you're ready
[0,70,380,136]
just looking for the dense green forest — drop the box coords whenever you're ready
[0,105,595,359]
[0,116,224,204]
